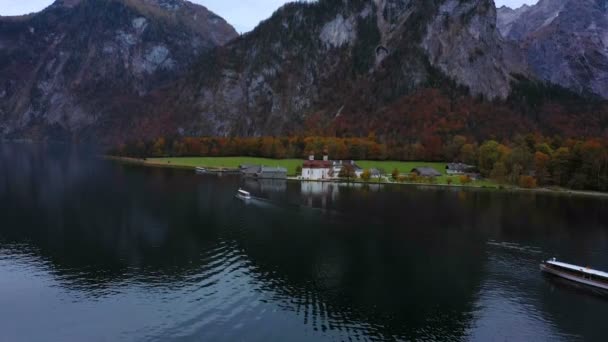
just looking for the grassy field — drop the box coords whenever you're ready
[148,157,451,176]
[150,157,304,175]
[145,157,498,187]
[356,161,447,174]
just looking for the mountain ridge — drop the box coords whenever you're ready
[0,0,606,144]
[0,0,237,140]
[160,0,528,139]
[497,0,608,98]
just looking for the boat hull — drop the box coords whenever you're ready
[540,264,608,290]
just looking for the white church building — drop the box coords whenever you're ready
[301,152,332,180]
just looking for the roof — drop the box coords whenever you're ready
[332,160,363,171]
[411,167,442,177]
[303,160,332,168]
[447,163,475,171]
[241,165,260,170]
[548,260,608,279]
[241,166,261,174]
[240,164,258,169]
[261,167,287,172]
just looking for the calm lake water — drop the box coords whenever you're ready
[1,144,608,342]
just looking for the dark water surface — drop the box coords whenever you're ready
[1,144,607,342]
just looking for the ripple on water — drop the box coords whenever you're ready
[113,237,268,341]
[466,242,581,342]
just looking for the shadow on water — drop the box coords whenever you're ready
[1,143,608,341]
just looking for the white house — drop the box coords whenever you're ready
[332,160,364,178]
[301,152,332,180]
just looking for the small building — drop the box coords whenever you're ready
[446,163,475,175]
[240,165,287,179]
[332,160,364,178]
[240,165,261,177]
[411,167,442,177]
[369,168,382,179]
[259,166,287,179]
[302,152,332,180]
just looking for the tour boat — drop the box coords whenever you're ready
[540,258,608,290]
[236,189,251,200]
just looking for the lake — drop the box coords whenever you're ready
[1,143,607,342]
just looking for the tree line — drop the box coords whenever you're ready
[111,134,608,191]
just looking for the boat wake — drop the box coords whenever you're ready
[486,240,542,254]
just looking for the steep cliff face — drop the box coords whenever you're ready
[496,4,531,38]
[497,0,565,40]
[5,0,598,143]
[497,0,608,98]
[0,0,237,140]
[172,0,524,138]
[422,0,527,99]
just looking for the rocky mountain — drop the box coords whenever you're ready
[167,0,527,138]
[0,0,237,140]
[497,0,608,98]
[1,0,606,143]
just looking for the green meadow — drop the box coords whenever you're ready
[149,157,450,176]
[149,157,303,175]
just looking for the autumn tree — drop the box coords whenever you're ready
[459,143,478,165]
[445,135,467,161]
[579,139,606,190]
[519,176,538,189]
[459,175,472,185]
[478,140,500,176]
[361,169,371,182]
[490,161,507,184]
[507,143,533,184]
[392,168,400,181]
[409,173,419,183]
[535,142,553,156]
[534,152,550,185]
[151,137,166,157]
[339,164,356,181]
[551,147,571,186]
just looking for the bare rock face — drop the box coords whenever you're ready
[170,0,524,138]
[0,0,237,141]
[422,0,527,99]
[496,0,566,40]
[2,0,572,142]
[497,0,608,98]
[320,14,357,48]
[496,4,531,38]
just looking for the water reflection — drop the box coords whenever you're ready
[0,143,607,341]
[243,178,287,194]
[232,198,484,341]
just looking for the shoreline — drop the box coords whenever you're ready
[104,156,608,199]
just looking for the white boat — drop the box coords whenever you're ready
[540,258,608,290]
[195,167,207,174]
[236,189,251,200]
